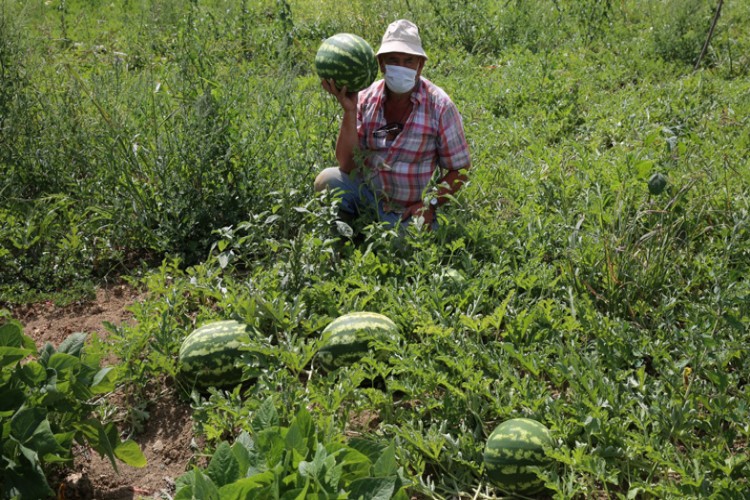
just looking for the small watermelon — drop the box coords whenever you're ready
[483,418,553,495]
[315,33,378,92]
[178,320,261,389]
[316,312,398,371]
[648,172,668,195]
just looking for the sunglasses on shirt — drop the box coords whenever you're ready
[373,123,403,141]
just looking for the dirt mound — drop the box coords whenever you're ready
[12,285,196,500]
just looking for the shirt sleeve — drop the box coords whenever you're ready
[436,101,471,171]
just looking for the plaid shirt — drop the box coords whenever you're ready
[357,78,470,210]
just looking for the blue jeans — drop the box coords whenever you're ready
[314,167,404,228]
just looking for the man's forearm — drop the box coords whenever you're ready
[335,110,358,173]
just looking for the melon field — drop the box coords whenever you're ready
[1,0,749,498]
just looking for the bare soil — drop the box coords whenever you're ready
[12,284,195,500]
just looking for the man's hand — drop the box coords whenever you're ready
[402,200,436,226]
[321,79,358,114]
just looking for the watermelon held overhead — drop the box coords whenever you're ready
[315,33,378,92]
[483,418,553,495]
[316,312,399,371]
[178,319,264,390]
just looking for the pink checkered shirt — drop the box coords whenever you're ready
[357,78,470,210]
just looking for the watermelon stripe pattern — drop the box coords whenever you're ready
[178,320,251,389]
[315,33,378,92]
[316,312,398,371]
[483,418,552,494]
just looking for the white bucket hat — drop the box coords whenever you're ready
[376,19,427,59]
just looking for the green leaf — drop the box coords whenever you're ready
[372,443,397,477]
[285,420,308,464]
[218,472,277,499]
[635,159,655,180]
[206,441,240,487]
[90,366,117,394]
[175,468,221,500]
[2,459,55,500]
[75,419,118,471]
[0,320,31,348]
[231,433,253,477]
[252,397,279,434]
[28,417,66,457]
[57,332,87,357]
[0,387,25,415]
[114,439,147,468]
[347,476,397,500]
[10,406,47,443]
[47,352,81,377]
[348,438,386,465]
[0,346,33,368]
[20,360,46,384]
[336,447,371,481]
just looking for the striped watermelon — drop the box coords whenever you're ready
[483,418,553,494]
[316,312,398,371]
[178,320,258,389]
[315,33,378,92]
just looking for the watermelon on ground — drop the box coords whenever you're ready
[483,418,553,495]
[315,33,378,92]
[178,319,263,389]
[648,172,668,195]
[316,312,398,371]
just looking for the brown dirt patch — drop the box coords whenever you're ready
[10,284,196,500]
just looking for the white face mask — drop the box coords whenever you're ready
[384,64,418,94]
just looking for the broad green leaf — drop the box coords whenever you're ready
[175,468,221,500]
[252,397,279,434]
[293,407,315,453]
[20,360,46,385]
[0,320,28,348]
[255,427,285,466]
[174,469,197,492]
[47,352,81,382]
[0,346,33,368]
[231,435,253,477]
[372,443,397,477]
[206,441,240,487]
[10,406,47,443]
[90,366,117,394]
[348,438,386,465]
[0,387,25,414]
[114,439,147,468]
[38,343,56,366]
[635,159,655,180]
[285,420,307,463]
[75,419,118,471]
[28,417,66,457]
[57,332,87,357]
[218,472,277,499]
[3,459,55,500]
[347,476,397,500]
[335,447,371,481]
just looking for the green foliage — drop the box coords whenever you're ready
[652,0,715,66]
[175,402,409,500]
[1,0,750,498]
[0,314,145,499]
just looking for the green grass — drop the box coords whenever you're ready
[1,0,749,498]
